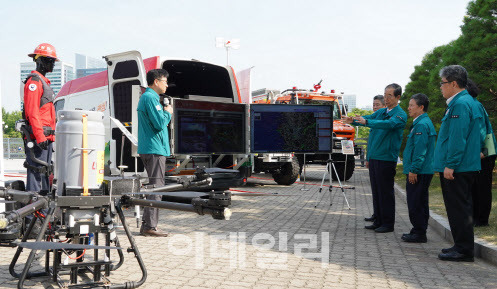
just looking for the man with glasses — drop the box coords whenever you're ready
[435,65,481,262]
[343,84,407,233]
[137,69,174,237]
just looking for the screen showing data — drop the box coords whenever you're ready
[173,99,247,154]
[250,104,333,153]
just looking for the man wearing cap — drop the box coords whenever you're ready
[23,43,58,194]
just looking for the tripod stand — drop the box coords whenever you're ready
[316,157,351,210]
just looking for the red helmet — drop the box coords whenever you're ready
[28,43,59,61]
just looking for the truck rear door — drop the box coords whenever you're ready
[104,51,147,173]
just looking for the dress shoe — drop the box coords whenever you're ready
[438,251,473,262]
[441,246,456,254]
[401,233,427,243]
[374,226,394,233]
[365,224,380,230]
[364,215,376,222]
[141,228,169,237]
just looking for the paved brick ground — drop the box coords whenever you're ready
[1,162,497,288]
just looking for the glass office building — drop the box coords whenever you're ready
[20,61,75,96]
[76,68,106,78]
[75,53,105,69]
[75,53,106,78]
[341,94,357,110]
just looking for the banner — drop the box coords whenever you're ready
[236,67,253,104]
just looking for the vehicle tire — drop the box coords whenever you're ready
[272,158,300,186]
[331,155,355,181]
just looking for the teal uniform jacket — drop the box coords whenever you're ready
[366,128,374,161]
[137,87,172,156]
[354,105,407,162]
[402,113,436,175]
[474,99,497,155]
[433,90,482,172]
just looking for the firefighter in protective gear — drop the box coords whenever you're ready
[23,43,58,194]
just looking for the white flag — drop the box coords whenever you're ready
[236,67,253,104]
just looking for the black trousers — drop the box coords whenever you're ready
[368,166,377,219]
[140,154,166,230]
[440,172,476,256]
[369,159,397,229]
[472,155,496,225]
[25,142,53,193]
[406,174,433,235]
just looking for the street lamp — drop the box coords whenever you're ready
[215,37,240,65]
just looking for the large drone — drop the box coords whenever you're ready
[0,110,234,289]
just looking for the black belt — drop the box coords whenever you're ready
[25,125,55,136]
[43,126,55,136]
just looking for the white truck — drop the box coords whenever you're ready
[54,51,299,185]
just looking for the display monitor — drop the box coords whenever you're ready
[250,104,333,153]
[173,99,247,154]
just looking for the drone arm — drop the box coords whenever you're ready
[122,197,231,220]
[140,177,212,193]
[0,198,48,229]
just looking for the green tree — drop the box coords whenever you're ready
[402,0,497,131]
[1,108,22,138]
[447,0,497,129]
[399,45,450,157]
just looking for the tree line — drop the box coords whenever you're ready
[343,2,496,155]
[400,0,497,144]
[1,108,22,138]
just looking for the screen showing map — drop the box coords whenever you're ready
[173,99,247,154]
[250,104,333,153]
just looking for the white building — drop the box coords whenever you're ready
[341,94,357,110]
[75,53,106,78]
[20,61,75,96]
[75,53,106,69]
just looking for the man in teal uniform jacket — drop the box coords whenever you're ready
[466,79,497,227]
[401,93,436,243]
[364,95,386,223]
[137,69,173,237]
[435,65,482,262]
[343,83,407,233]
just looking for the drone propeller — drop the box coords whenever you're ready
[18,242,121,251]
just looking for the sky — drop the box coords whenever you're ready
[0,0,470,112]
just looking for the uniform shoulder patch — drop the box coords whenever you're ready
[28,83,37,91]
[155,104,162,110]
[396,115,405,120]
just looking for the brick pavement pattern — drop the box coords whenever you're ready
[1,165,497,288]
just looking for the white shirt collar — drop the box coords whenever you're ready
[413,115,420,122]
[446,94,457,105]
[446,90,464,105]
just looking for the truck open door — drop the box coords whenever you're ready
[104,51,147,174]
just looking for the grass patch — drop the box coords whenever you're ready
[395,164,497,244]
